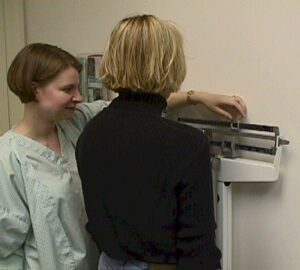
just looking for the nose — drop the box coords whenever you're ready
[73,88,83,103]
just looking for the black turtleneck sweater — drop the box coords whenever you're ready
[76,90,221,270]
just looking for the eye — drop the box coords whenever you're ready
[61,85,74,92]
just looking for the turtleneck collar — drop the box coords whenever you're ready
[108,89,167,115]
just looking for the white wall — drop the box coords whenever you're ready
[24,1,300,269]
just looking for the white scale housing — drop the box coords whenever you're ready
[178,117,289,270]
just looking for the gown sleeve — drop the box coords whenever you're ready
[0,143,31,269]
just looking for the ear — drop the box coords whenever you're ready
[32,81,40,100]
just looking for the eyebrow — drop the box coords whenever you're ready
[60,84,75,89]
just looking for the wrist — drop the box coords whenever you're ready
[186,90,197,105]
[186,90,209,105]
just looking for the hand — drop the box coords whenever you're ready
[194,92,247,120]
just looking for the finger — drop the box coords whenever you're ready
[233,112,243,121]
[233,96,247,116]
[231,97,246,118]
[235,97,247,115]
[214,107,233,120]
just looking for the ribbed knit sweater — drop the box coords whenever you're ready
[76,90,221,269]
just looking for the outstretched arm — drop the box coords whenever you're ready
[167,90,247,120]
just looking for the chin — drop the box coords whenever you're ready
[57,112,75,121]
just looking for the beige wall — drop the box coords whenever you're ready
[0,0,25,133]
[5,0,25,127]
[22,1,300,269]
[0,0,9,134]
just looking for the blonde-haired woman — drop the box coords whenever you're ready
[76,15,245,270]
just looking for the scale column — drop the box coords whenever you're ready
[216,182,232,270]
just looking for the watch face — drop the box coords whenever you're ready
[187,90,195,104]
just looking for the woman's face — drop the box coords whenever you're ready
[35,66,83,121]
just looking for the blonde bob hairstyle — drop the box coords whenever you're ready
[7,43,82,103]
[101,14,186,96]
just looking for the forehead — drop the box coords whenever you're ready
[53,66,79,84]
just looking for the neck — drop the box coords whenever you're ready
[13,102,57,140]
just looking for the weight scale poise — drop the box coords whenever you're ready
[178,117,289,270]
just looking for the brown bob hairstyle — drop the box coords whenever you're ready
[101,14,186,96]
[7,43,82,103]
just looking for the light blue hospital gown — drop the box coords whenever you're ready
[0,101,108,270]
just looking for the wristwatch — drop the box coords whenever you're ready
[186,90,196,105]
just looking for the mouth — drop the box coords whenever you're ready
[65,107,76,111]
